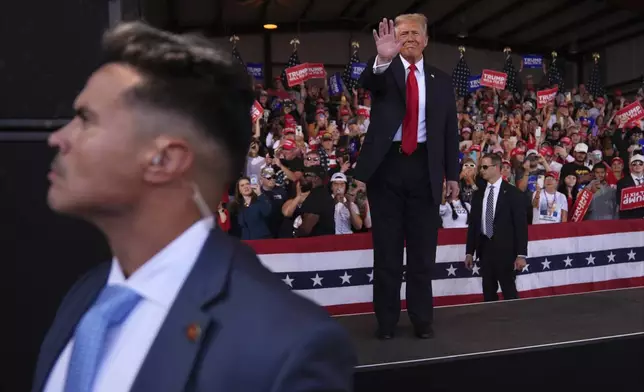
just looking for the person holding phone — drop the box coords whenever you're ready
[230,177,273,240]
[532,172,568,224]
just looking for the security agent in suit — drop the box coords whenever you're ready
[33,22,355,392]
[354,15,460,339]
[465,153,528,301]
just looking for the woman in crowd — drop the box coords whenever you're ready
[558,173,579,214]
[440,180,471,229]
[230,177,273,240]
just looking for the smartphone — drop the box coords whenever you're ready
[250,175,258,186]
[565,92,572,103]
[330,120,337,126]
[295,125,303,136]
[537,175,545,189]
[535,126,542,139]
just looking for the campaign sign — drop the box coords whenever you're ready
[620,185,644,211]
[329,73,343,95]
[480,69,507,90]
[468,75,481,92]
[285,63,327,87]
[537,86,558,109]
[351,62,366,79]
[615,101,644,128]
[250,100,263,123]
[523,55,543,69]
[247,63,263,79]
[570,188,593,222]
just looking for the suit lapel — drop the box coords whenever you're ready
[494,181,508,224]
[32,264,109,392]
[130,228,234,392]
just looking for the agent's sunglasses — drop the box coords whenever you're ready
[480,164,498,171]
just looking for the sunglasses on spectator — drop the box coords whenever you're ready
[264,176,274,180]
[480,164,498,170]
[306,156,320,161]
[463,163,476,168]
[632,161,643,166]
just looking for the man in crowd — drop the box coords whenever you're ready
[585,163,618,221]
[465,153,528,301]
[296,165,335,237]
[355,14,460,340]
[33,21,355,392]
[617,154,644,219]
[561,142,592,185]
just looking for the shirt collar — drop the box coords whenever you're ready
[487,176,503,189]
[399,55,424,75]
[107,217,214,308]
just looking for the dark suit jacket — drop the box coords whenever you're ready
[354,55,460,203]
[32,228,356,392]
[466,180,528,262]
[616,175,644,220]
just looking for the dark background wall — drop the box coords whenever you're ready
[0,0,109,119]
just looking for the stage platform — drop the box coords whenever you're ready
[343,288,644,392]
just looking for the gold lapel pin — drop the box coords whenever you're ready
[186,323,201,342]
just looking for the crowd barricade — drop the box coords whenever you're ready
[246,220,644,315]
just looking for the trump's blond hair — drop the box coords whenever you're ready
[394,13,428,36]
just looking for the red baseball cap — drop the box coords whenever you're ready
[510,148,525,157]
[559,137,572,145]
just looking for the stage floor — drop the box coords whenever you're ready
[336,288,644,368]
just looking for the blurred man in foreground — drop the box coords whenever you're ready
[33,22,355,392]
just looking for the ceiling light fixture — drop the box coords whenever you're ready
[263,23,278,30]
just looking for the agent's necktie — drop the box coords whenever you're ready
[401,64,419,155]
[485,185,495,238]
[64,285,141,392]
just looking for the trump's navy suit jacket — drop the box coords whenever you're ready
[32,228,356,392]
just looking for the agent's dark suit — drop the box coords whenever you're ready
[354,55,460,333]
[616,175,644,219]
[32,228,356,392]
[466,180,528,301]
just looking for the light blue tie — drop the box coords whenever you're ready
[64,285,141,392]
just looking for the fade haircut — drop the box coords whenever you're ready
[394,13,428,36]
[101,21,254,184]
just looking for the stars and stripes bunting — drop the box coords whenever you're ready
[247,220,644,314]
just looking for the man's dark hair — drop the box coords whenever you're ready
[101,22,254,182]
[482,153,502,167]
[592,163,607,172]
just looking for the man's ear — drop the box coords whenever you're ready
[143,137,194,184]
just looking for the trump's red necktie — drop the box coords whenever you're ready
[401,63,418,155]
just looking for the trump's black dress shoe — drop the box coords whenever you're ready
[413,326,434,339]
[376,329,395,340]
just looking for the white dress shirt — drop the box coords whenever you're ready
[372,55,427,142]
[481,177,503,236]
[44,217,214,392]
[632,173,644,185]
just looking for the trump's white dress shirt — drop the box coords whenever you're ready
[372,55,427,142]
[44,218,213,392]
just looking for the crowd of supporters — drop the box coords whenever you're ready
[217,67,644,240]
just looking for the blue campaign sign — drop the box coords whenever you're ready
[523,55,543,69]
[247,63,264,79]
[329,73,344,95]
[468,75,481,92]
[351,62,366,79]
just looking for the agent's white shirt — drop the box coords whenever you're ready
[481,177,503,236]
[44,218,213,392]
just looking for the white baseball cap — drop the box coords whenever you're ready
[574,143,589,153]
[330,172,347,183]
[630,154,644,164]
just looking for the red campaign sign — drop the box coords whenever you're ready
[480,69,508,90]
[615,101,644,128]
[285,63,326,87]
[620,184,644,211]
[537,86,558,109]
[250,100,263,123]
[570,188,593,222]
[267,88,290,99]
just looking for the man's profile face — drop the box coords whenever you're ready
[47,64,148,216]
[397,21,428,61]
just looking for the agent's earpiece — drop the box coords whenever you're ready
[151,154,162,165]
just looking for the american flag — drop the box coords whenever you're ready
[452,48,470,98]
[503,52,518,94]
[547,53,564,92]
[232,46,245,69]
[587,53,604,98]
[342,46,360,94]
[281,48,301,89]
